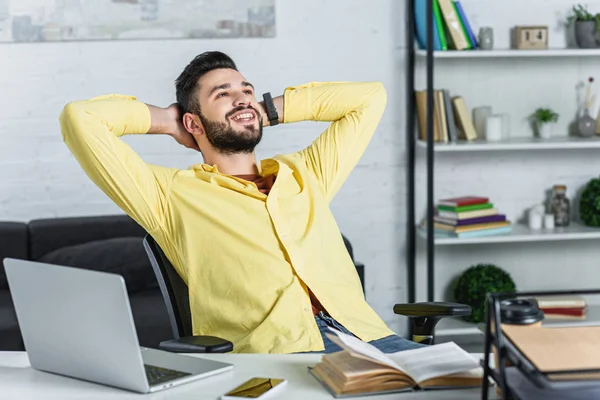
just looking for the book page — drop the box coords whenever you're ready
[390,341,480,383]
[324,328,405,372]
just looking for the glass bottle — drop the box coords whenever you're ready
[550,185,570,227]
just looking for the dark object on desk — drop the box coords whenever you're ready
[481,289,600,400]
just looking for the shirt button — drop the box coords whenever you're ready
[304,308,309,312]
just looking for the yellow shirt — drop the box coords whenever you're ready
[59,81,394,353]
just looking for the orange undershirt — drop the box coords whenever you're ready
[234,173,325,316]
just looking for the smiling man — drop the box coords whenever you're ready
[59,51,422,354]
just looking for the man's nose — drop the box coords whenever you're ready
[233,92,252,107]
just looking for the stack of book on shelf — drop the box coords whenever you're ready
[309,327,484,397]
[414,0,477,52]
[433,196,512,239]
[415,88,477,143]
[535,295,588,320]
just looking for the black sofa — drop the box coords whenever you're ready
[0,215,365,351]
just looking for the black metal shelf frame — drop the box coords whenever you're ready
[405,0,435,303]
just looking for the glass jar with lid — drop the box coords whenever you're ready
[550,184,570,227]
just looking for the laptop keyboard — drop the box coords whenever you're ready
[144,364,191,385]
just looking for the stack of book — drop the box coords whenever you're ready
[433,196,512,239]
[535,295,588,320]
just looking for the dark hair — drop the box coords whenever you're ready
[175,51,238,115]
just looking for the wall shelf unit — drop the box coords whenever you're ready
[415,48,600,59]
[417,221,600,246]
[416,136,600,152]
[404,1,600,326]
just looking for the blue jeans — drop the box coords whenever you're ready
[307,311,425,353]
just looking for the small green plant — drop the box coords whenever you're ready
[531,107,559,124]
[572,4,594,21]
[453,264,516,323]
[567,4,600,33]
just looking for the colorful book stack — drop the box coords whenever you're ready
[534,296,587,320]
[433,196,512,239]
[414,0,477,51]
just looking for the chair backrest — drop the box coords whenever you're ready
[143,233,365,340]
[142,235,192,339]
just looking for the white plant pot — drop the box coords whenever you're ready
[538,123,553,139]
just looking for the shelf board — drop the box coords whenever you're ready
[437,303,600,337]
[416,136,600,152]
[415,48,600,59]
[417,222,600,246]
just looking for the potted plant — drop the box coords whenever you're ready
[531,107,559,139]
[453,263,517,323]
[568,4,600,48]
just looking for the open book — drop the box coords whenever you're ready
[309,327,483,397]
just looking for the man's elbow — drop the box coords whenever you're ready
[59,101,86,141]
[368,82,387,113]
[372,82,387,102]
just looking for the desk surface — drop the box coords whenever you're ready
[0,352,499,399]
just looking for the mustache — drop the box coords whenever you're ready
[225,105,259,120]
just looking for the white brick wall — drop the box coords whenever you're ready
[0,0,411,332]
[2,0,600,335]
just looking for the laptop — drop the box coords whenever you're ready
[3,258,233,393]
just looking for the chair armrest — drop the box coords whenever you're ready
[393,301,471,318]
[158,336,233,353]
[394,302,471,345]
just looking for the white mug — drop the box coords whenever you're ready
[528,212,543,230]
[544,214,555,229]
[485,115,503,142]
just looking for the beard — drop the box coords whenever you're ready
[198,106,263,155]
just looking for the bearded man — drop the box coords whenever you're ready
[59,51,422,354]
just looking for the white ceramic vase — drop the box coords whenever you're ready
[538,123,552,139]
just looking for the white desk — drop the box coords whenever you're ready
[0,352,499,399]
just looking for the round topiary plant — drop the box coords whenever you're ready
[579,177,600,227]
[453,263,516,323]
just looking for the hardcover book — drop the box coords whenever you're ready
[438,196,489,207]
[309,328,483,397]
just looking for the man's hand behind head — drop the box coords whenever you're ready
[165,103,200,152]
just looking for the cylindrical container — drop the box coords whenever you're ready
[485,115,503,142]
[550,185,570,227]
[544,214,555,230]
[473,106,492,138]
[479,27,494,50]
[528,210,542,230]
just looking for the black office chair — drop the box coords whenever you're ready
[143,234,470,353]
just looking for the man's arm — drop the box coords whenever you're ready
[59,94,184,234]
[278,81,387,202]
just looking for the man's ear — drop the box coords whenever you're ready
[182,112,205,136]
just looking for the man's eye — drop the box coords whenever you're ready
[218,92,228,98]
[244,90,253,95]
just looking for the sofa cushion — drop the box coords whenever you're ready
[29,215,146,261]
[0,291,24,350]
[39,237,158,293]
[0,222,29,290]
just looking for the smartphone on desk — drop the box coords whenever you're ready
[220,377,287,399]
